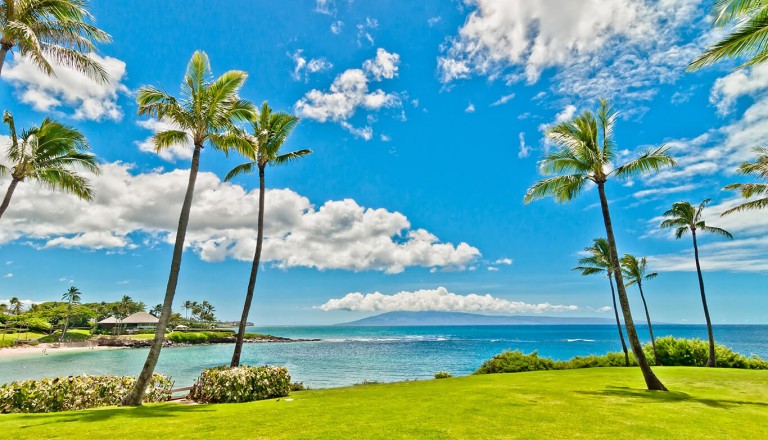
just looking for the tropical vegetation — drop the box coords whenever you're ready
[660,200,733,367]
[524,99,675,391]
[620,254,660,365]
[189,365,290,403]
[723,147,768,215]
[59,286,81,342]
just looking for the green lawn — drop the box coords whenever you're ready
[1,367,766,439]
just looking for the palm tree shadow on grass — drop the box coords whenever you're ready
[576,386,768,409]
[16,404,214,428]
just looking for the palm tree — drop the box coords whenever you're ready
[689,0,768,70]
[660,200,733,367]
[225,102,311,367]
[182,300,193,320]
[574,238,630,366]
[149,304,162,318]
[9,296,21,314]
[722,147,768,215]
[199,300,215,325]
[0,303,7,314]
[121,51,254,406]
[0,112,100,219]
[190,301,201,322]
[524,99,675,391]
[0,0,111,80]
[60,286,81,341]
[620,255,660,365]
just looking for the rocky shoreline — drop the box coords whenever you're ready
[94,335,321,348]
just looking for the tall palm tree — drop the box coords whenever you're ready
[60,285,81,341]
[620,255,660,365]
[9,296,21,314]
[0,0,111,80]
[225,102,311,367]
[0,111,99,219]
[689,0,768,70]
[182,300,193,320]
[722,147,768,215]
[660,199,733,367]
[149,304,162,318]
[121,51,254,406]
[574,238,630,366]
[524,99,675,391]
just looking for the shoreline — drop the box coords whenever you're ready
[0,342,121,359]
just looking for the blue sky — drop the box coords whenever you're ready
[0,0,766,324]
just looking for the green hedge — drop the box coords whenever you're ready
[190,365,290,404]
[476,338,767,374]
[167,331,232,344]
[0,374,173,413]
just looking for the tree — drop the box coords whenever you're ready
[524,99,674,391]
[199,300,215,325]
[0,0,111,80]
[0,111,100,219]
[574,238,630,366]
[722,147,768,215]
[190,301,201,322]
[620,255,660,365]
[0,303,7,314]
[122,51,254,406]
[59,286,81,341]
[111,295,133,336]
[225,101,311,367]
[182,300,193,320]
[660,199,733,367]
[689,0,768,70]
[149,304,162,318]
[9,296,22,314]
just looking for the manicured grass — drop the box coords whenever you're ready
[0,332,46,342]
[37,329,91,343]
[1,367,766,439]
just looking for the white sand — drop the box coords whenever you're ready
[0,342,121,358]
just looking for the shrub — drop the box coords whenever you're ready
[475,350,556,374]
[21,318,53,333]
[434,371,452,379]
[0,374,173,413]
[646,336,768,369]
[167,331,232,344]
[353,380,380,386]
[290,382,307,391]
[190,365,290,404]
[38,330,91,343]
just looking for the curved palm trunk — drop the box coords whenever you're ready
[636,281,660,365]
[0,44,10,77]
[692,230,716,367]
[0,178,20,219]
[231,166,266,367]
[608,274,629,366]
[122,145,202,406]
[597,183,667,391]
[60,304,71,342]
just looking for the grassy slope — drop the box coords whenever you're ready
[1,367,766,439]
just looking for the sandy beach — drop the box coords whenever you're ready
[0,342,122,359]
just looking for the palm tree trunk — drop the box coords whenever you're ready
[597,183,667,391]
[637,281,660,365]
[0,178,20,219]
[0,44,10,77]
[121,145,203,406]
[692,230,716,367]
[60,305,71,342]
[231,166,266,367]
[608,274,629,366]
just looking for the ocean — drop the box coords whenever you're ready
[1,324,766,388]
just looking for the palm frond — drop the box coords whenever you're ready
[224,161,256,182]
[523,174,589,204]
[613,145,676,179]
[721,196,768,215]
[701,225,734,239]
[271,149,312,166]
[689,8,768,70]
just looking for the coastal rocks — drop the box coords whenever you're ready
[94,337,171,348]
[93,334,320,348]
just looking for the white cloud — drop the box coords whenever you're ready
[538,105,577,152]
[3,53,128,121]
[438,0,705,102]
[494,258,513,265]
[465,103,475,113]
[518,132,531,159]
[290,50,333,81]
[3,273,12,278]
[0,163,480,274]
[294,49,402,140]
[380,134,391,142]
[356,18,379,46]
[491,93,515,106]
[428,16,442,26]
[135,119,194,162]
[0,298,40,308]
[331,21,344,34]
[315,0,334,15]
[318,286,579,313]
[711,63,768,115]
[632,184,699,200]
[487,266,499,271]
[596,306,613,313]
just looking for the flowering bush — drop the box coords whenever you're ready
[0,374,173,413]
[190,365,290,403]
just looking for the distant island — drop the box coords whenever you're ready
[336,311,616,326]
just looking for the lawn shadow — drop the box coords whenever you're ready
[16,403,214,429]
[577,386,768,409]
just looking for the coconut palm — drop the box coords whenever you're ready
[689,0,768,70]
[574,238,630,366]
[9,296,21,314]
[0,111,99,219]
[182,300,193,320]
[524,99,675,391]
[620,255,660,365]
[722,147,768,215]
[121,51,254,406]
[660,200,733,367]
[0,0,111,80]
[149,304,162,318]
[59,285,81,341]
[225,102,311,367]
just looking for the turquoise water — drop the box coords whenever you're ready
[1,325,765,388]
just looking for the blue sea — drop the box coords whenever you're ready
[1,325,766,388]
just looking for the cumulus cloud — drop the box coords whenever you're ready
[318,286,579,313]
[710,62,768,115]
[290,50,333,81]
[294,49,402,140]
[438,0,705,102]
[0,163,480,274]
[2,53,128,121]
